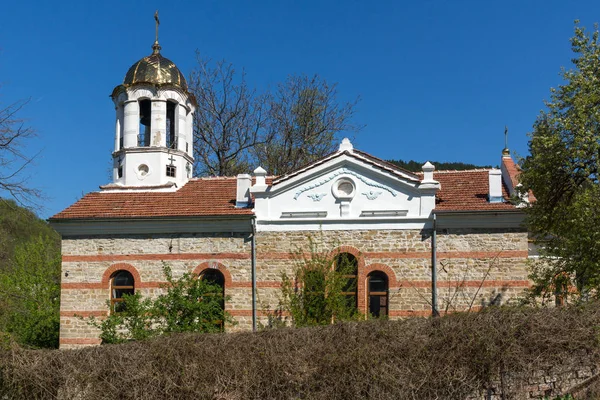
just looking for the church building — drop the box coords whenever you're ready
[50,28,530,349]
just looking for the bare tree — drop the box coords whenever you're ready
[253,74,360,176]
[0,97,40,206]
[189,55,269,176]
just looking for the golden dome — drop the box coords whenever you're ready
[123,43,187,90]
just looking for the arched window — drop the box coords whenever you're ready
[166,101,177,149]
[110,270,135,312]
[138,99,151,147]
[200,269,225,330]
[367,271,388,318]
[334,253,358,311]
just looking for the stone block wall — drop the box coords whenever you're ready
[59,227,530,348]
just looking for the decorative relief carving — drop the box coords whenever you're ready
[307,193,327,201]
[293,168,397,200]
[362,190,382,200]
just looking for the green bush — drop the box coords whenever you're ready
[273,236,362,328]
[88,264,233,344]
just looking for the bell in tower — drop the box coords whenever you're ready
[104,12,196,191]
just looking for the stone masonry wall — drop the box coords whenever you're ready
[60,228,529,349]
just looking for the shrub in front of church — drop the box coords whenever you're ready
[272,238,362,328]
[88,265,232,344]
[3,304,600,399]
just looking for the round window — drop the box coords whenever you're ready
[138,164,149,176]
[332,178,356,199]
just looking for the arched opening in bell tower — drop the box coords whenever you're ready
[138,99,151,147]
[166,101,177,149]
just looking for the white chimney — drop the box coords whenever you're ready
[254,166,267,187]
[422,161,435,182]
[488,169,503,203]
[236,174,252,208]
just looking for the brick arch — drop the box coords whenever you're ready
[328,245,366,269]
[193,261,233,287]
[101,263,142,287]
[329,245,366,312]
[361,263,398,288]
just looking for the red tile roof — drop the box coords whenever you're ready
[432,169,516,211]
[50,177,253,220]
[51,169,517,221]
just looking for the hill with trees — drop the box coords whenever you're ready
[386,159,492,172]
[0,200,60,348]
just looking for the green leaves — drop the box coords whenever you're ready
[276,236,362,328]
[89,264,233,344]
[520,22,600,303]
[0,235,61,348]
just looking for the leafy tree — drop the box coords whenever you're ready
[254,74,360,176]
[519,22,600,302]
[0,235,61,348]
[189,55,269,177]
[90,265,232,344]
[0,199,59,268]
[272,237,362,328]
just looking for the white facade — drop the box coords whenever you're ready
[250,139,441,231]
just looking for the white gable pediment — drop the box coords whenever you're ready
[251,149,440,228]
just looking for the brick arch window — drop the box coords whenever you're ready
[334,252,358,312]
[367,271,389,318]
[199,268,226,331]
[110,270,135,312]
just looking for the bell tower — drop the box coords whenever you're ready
[105,12,196,191]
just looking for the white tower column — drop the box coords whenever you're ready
[123,100,139,148]
[176,103,187,152]
[186,111,194,157]
[151,99,167,147]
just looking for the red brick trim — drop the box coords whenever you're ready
[228,310,291,317]
[61,281,164,290]
[62,250,528,264]
[361,263,398,288]
[60,310,107,317]
[389,310,432,317]
[193,262,233,287]
[59,338,102,345]
[63,253,250,262]
[61,280,283,290]
[100,263,142,286]
[395,279,531,289]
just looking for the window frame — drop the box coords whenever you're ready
[109,270,135,313]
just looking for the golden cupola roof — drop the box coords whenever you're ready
[123,42,187,90]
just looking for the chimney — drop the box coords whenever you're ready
[422,161,435,182]
[254,166,267,187]
[236,174,252,208]
[488,169,503,203]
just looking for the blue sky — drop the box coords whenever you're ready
[1,1,599,219]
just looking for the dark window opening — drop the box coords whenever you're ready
[200,269,225,330]
[110,270,135,313]
[117,165,123,179]
[186,142,189,153]
[166,165,176,177]
[166,101,177,149]
[119,135,124,150]
[138,99,151,147]
[368,271,388,318]
[334,253,358,311]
